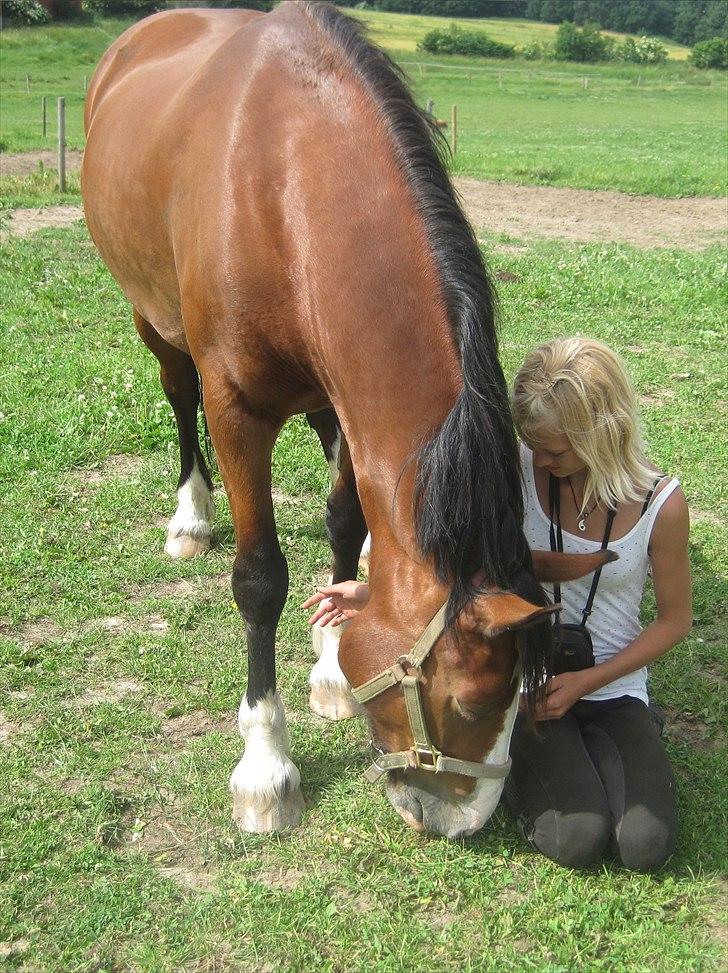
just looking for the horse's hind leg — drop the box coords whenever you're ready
[307,415,367,720]
[203,381,303,832]
[134,311,214,558]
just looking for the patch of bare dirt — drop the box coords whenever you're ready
[256,866,305,891]
[690,507,725,528]
[73,678,145,708]
[127,573,230,603]
[1,205,84,240]
[421,903,459,932]
[106,802,219,893]
[159,709,235,745]
[494,269,522,283]
[78,614,169,639]
[75,454,144,486]
[0,617,65,647]
[271,487,309,506]
[664,707,724,753]
[639,389,676,407]
[4,149,726,250]
[0,938,30,962]
[1,149,83,176]
[454,176,728,250]
[0,712,22,745]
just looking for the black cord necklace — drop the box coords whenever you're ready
[566,476,597,532]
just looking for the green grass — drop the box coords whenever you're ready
[0,223,726,972]
[408,60,728,196]
[1,14,726,196]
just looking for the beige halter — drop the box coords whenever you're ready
[351,604,516,784]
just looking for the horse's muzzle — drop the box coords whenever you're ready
[384,771,505,839]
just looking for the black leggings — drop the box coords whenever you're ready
[504,695,678,872]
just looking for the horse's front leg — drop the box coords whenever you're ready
[203,382,304,832]
[309,433,367,720]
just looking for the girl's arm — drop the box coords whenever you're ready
[537,487,692,720]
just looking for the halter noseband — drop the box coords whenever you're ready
[351,604,515,784]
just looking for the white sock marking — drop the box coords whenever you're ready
[309,621,351,694]
[230,691,300,804]
[167,459,214,539]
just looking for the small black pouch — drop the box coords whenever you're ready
[551,622,594,675]
[549,475,615,676]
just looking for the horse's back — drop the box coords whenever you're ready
[85,8,263,128]
[83,8,278,355]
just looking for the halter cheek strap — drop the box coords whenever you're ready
[351,604,515,784]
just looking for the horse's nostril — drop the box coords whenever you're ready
[398,804,425,833]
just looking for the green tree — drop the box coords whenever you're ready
[689,36,728,68]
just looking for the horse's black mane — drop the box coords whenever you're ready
[300,1,550,698]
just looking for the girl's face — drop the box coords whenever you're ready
[525,429,586,479]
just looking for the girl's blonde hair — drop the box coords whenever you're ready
[512,337,655,511]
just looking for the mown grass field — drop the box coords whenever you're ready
[0,11,726,196]
[1,221,726,972]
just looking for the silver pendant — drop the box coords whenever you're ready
[578,519,587,532]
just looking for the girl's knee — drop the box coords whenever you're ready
[617,809,677,872]
[531,810,611,869]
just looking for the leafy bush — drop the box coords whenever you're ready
[82,0,162,16]
[520,40,552,60]
[553,21,616,62]
[418,23,516,58]
[1,0,51,26]
[689,37,728,69]
[620,35,669,64]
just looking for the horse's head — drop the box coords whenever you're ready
[339,548,615,839]
[339,587,555,839]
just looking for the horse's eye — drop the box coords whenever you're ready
[452,697,498,722]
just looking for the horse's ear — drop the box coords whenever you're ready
[463,591,557,639]
[532,549,618,583]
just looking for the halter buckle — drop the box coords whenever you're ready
[407,745,441,772]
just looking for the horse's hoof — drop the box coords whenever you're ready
[231,787,305,833]
[309,682,362,720]
[164,531,210,559]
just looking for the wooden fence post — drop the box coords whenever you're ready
[42,96,47,138]
[451,104,457,156]
[57,97,66,193]
[26,74,31,94]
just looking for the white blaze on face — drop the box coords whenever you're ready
[385,683,522,839]
[458,682,522,833]
[166,458,214,541]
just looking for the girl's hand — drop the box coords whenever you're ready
[302,581,370,628]
[534,670,590,720]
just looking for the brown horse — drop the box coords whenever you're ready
[83,2,602,838]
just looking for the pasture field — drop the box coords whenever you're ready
[345,7,692,59]
[1,220,726,972]
[1,14,727,197]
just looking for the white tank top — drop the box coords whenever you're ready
[520,443,679,703]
